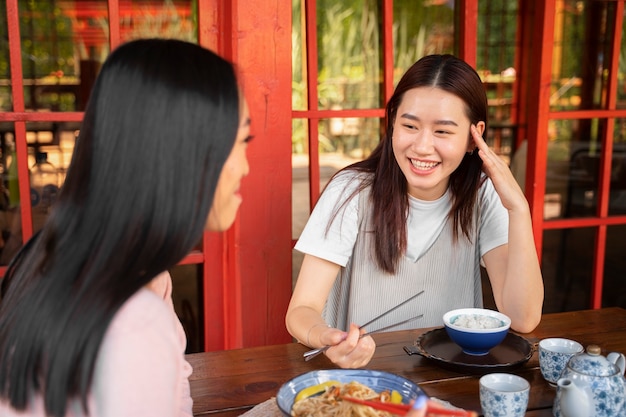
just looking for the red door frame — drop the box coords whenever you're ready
[524,1,626,309]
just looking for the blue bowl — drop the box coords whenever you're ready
[276,369,425,416]
[443,308,511,356]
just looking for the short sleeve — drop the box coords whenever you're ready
[295,171,362,266]
[478,178,509,257]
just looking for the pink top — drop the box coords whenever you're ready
[0,272,194,417]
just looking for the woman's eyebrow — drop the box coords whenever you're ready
[434,119,459,126]
[399,113,419,122]
[399,113,459,126]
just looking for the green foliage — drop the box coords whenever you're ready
[0,0,196,112]
[291,0,455,155]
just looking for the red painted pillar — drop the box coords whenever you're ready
[199,0,293,350]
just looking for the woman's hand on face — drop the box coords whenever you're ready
[471,124,528,212]
[324,323,376,368]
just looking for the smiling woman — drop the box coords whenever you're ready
[285,54,544,370]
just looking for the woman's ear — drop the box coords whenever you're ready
[467,121,486,153]
[474,121,486,137]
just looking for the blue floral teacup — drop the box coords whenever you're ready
[479,373,530,417]
[538,338,584,386]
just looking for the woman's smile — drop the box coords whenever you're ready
[409,158,441,171]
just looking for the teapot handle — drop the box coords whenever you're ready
[607,352,626,375]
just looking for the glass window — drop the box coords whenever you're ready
[0,2,11,112]
[610,118,626,216]
[292,0,307,112]
[15,0,195,112]
[542,228,594,313]
[551,0,616,111]
[617,14,626,109]
[171,264,203,353]
[476,1,518,160]
[603,225,626,307]
[315,0,382,111]
[544,118,614,219]
[19,1,86,112]
[477,1,518,75]
[393,0,454,82]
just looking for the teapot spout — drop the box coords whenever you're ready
[556,378,590,417]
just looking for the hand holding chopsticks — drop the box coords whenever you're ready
[303,290,424,361]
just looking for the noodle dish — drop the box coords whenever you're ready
[276,369,425,416]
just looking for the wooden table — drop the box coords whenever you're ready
[187,307,626,416]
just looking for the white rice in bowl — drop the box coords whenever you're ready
[452,313,504,329]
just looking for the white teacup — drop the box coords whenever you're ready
[539,338,584,385]
[479,373,530,417]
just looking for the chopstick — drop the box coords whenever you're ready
[359,290,425,329]
[340,396,410,415]
[341,396,478,417]
[302,290,425,361]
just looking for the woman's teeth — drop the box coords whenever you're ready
[410,159,439,169]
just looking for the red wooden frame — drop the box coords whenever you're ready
[524,1,626,309]
[2,0,293,351]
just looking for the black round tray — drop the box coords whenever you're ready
[403,327,534,374]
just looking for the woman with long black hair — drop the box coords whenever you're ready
[0,38,252,417]
[286,54,543,369]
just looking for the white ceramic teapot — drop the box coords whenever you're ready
[553,344,626,417]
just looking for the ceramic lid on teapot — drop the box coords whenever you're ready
[566,345,620,377]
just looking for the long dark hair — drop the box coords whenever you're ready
[333,54,488,273]
[0,39,240,416]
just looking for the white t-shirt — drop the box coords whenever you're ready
[296,170,508,266]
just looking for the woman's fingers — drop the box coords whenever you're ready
[471,124,527,210]
[325,323,376,368]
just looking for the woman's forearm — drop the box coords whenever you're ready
[500,208,544,332]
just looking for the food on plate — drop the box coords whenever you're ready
[291,380,403,416]
[451,314,504,329]
[294,380,342,403]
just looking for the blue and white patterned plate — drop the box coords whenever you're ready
[276,369,425,416]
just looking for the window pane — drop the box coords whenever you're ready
[476,1,518,162]
[551,0,616,111]
[292,0,306,111]
[610,118,626,216]
[604,225,626,308]
[542,228,594,313]
[319,117,380,162]
[20,0,81,111]
[477,1,518,76]
[291,116,381,238]
[618,10,626,109]
[393,0,454,81]
[170,264,203,353]
[16,1,195,112]
[0,2,11,112]
[119,1,196,43]
[545,118,607,219]
[292,118,310,241]
[316,0,382,110]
